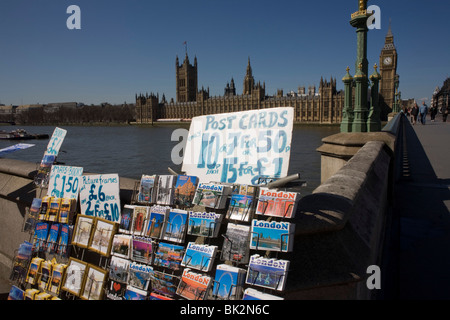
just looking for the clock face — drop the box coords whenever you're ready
[383,57,392,66]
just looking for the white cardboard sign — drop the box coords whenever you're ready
[79,174,121,222]
[47,165,84,200]
[182,107,294,185]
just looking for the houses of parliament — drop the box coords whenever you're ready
[135,29,398,124]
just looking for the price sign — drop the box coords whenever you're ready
[79,174,121,222]
[45,127,67,156]
[47,165,84,200]
[182,107,294,185]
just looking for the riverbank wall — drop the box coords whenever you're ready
[0,114,404,299]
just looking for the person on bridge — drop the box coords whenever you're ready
[410,103,419,125]
[430,104,438,122]
[419,101,429,125]
[442,106,449,123]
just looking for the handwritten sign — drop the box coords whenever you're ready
[79,174,121,222]
[0,143,34,156]
[47,165,84,200]
[45,127,67,156]
[182,107,294,185]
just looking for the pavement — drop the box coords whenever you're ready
[382,113,450,299]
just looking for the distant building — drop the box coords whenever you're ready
[432,78,450,112]
[136,55,344,124]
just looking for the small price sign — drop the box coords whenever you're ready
[79,174,121,222]
[47,165,84,200]
[46,127,67,156]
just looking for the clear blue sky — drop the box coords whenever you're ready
[0,0,448,106]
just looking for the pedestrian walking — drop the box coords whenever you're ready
[410,103,419,125]
[430,105,437,122]
[443,106,449,123]
[419,101,428,125]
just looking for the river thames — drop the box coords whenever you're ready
[0,124,339,195]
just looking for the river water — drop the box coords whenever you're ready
[0,124,339,195]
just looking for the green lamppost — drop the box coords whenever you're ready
[349,0,372,132]
[367,64,381,132]
[340,67,354,133]
[352,63,368,132]
[392,74,400,113]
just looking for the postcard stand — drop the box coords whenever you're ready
[9,248,31,286]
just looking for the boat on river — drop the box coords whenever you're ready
[0,129,49,140]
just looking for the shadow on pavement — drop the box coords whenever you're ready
[384,117,450,299]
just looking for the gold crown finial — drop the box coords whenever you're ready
[374,63,378,71]
[359,0,367,11]
[346,66,350,73]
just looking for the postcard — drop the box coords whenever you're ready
[245,254,290,291]
[153,242,184,270]
[88,217,116,256]
[80,264,108,300]
[119,204,135,234]
[62,258,88,297]
[250,219,295,252]
[111,234,132,259]
[109,256,130,283]
[72,215,95,248]
[131,236,153,265]
[162,209,188,243]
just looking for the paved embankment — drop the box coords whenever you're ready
[385,115,450,299]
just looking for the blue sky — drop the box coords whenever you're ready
[0,0,448,106]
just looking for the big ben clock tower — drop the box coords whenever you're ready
[379,22,398,119]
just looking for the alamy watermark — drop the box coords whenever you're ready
[66,5,81,30]
[366,265,381,290]
[367,5,381,30]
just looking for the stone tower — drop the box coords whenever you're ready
[176,54,198,103]
[243,57,255,95]
[379,22,398,119]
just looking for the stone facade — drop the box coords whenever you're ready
[432,78,450,112]
[135,55,345,124]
